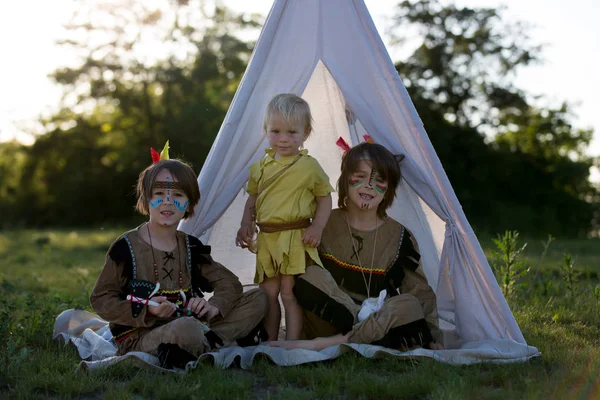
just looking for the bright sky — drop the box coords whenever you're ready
[0,0,598,180]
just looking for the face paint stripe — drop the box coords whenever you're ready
[375,184,387,194]
[368,169,376,186]
[149,198,163,208]
[166,177,171,203]
[173,200,189,212]
[349,178,361,187]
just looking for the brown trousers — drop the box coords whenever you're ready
[118,288,267,356]
[299,266,425,344]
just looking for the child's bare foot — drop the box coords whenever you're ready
[398,342,444,351]
[398,344,422,352]
[268,333,350,351]
[268,340,319,351]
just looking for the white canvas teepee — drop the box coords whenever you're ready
[179,0,539,362]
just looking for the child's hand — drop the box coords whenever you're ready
[187,297,220,321]
[148,296,176,318]
[236,223,255,248]
[302,224,323,248]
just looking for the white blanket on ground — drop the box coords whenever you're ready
[53,309,540,372]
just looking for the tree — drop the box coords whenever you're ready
[390,0,598,236]
[391,0,540,128]
[11,0,261,227]
[0,141,29,228]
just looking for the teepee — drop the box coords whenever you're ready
[179,0,538,356]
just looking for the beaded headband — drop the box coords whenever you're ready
[152,181,182,190]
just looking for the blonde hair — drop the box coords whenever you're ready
[263,93,313,134]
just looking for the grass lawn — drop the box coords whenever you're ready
[1,228,600,399]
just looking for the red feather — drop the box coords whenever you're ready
[363,134,374,144]
[336,137,351,153]
[150,147,160,164]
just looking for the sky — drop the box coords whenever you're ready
[0,0,598,180]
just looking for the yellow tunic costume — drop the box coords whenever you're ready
[247,149,333,283]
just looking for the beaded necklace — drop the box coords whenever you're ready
[147,224,183,290]
[345,213,380,299]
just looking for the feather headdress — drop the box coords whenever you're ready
[150,140,170,163]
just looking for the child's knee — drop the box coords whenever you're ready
[280,274,296,292]
[259,276,281,296]
[163,317,208,353]
[262,288,280,303]
[280,290,298,307]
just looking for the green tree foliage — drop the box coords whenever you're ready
[0,141,29,227]
[0,0,597,236]
[2,1,261,227]
[391,0,539,127]
[391,0,598,236]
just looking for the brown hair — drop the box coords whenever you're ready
[135,159,201,219]
[337,143,402,218]
[263,93,313,135]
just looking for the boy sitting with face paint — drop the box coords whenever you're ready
[90,143,268,369]
[270,141,443,352]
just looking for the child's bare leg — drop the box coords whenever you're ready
[269,333,351,351]
[259,275,282,341]
[280,274,302,340]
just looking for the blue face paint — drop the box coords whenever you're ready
[149,198,163,208]
[174,200,189,212]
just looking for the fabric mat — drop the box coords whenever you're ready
[54,309,540,372]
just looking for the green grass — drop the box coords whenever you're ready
[1,228,600,399]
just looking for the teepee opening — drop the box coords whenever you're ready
[302,59,454,339]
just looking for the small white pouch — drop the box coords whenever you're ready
[357,289,388,322]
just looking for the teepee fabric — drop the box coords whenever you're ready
[179,0,538,358]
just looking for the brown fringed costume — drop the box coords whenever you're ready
[294,209,441,348]
[90,225,267,357]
